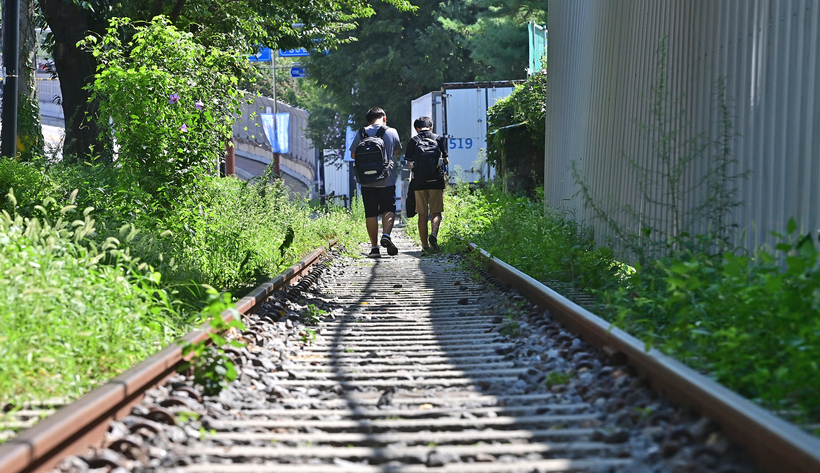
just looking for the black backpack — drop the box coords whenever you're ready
[354,126,390,184]
[412,132,445,184]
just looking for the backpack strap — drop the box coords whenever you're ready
[360,126,388,140]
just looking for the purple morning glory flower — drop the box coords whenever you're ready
[195,100,204,110]
[169,92,179,104]
[180,124,188,132]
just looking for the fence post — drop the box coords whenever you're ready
[225,138,235,176]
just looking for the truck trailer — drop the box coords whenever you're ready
[409,81,519,183]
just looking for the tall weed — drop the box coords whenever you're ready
[0,192,184,403]
[573,37,748,264]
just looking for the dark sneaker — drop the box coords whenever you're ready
[420,247,434,257]
[428,234,440,253]
[367,248,381,258]
[380,235,398,256]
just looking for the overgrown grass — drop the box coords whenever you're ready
[439,183,820,427]
[0,160,366,406]
[0,192,183,402]
[153,172,366,293]
[427,183,618,290]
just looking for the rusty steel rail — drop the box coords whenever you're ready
[467,243,820,473]
[0,243,333,473]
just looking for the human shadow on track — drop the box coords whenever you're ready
[291,231,626,470]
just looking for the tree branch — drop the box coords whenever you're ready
[150,0,166,19]
[170,0,187,23]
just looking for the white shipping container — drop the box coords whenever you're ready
[322,159,350,204]
[410,92,444,138]
[409,82,517,183]
[443,82,516,182]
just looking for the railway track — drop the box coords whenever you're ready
[3,229,820,472]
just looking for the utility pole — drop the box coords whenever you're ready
[270,50,280,176]
[2,0,21,158]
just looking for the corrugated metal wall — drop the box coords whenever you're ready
[545,0,820,255]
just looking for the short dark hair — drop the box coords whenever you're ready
[413,116,433,130]
[366,107,386,124]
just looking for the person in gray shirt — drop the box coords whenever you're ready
[349,107,403,258]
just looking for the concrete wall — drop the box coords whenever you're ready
[234,138,315,199]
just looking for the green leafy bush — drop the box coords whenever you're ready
[485,68,547,195]
[85,16,248,198]
[602,219,820,422]
[0,159,56,216]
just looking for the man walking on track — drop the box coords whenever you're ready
[349,107,403,258]
[405,116,448,256]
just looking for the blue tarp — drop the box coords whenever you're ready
[343,126,356,162]
[528,22,548,75]
[261,113,290,153]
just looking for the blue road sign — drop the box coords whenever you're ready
[248,47,272,62]
[279,48,310,57]
[290,66,307,78]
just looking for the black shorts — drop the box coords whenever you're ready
[361,186,396,218]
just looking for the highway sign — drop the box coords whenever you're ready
[290,66,307,78]
[248,47,272,62]
[279,48,310,57]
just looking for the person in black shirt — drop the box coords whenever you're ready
[405,116,449,255]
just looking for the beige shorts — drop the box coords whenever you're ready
[414,189,444,215]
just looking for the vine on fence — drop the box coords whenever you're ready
[486,59,547,197]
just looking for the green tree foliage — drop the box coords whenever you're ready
[243,59,311,110]
[85,17,246,199]
[305,0,483,151]
[301,84,349,163]
[440,0,546,80]
[486,67,547,195]
[38,0,414,161]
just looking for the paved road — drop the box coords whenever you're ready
[42,124,64,159]
[0,122,63,160]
